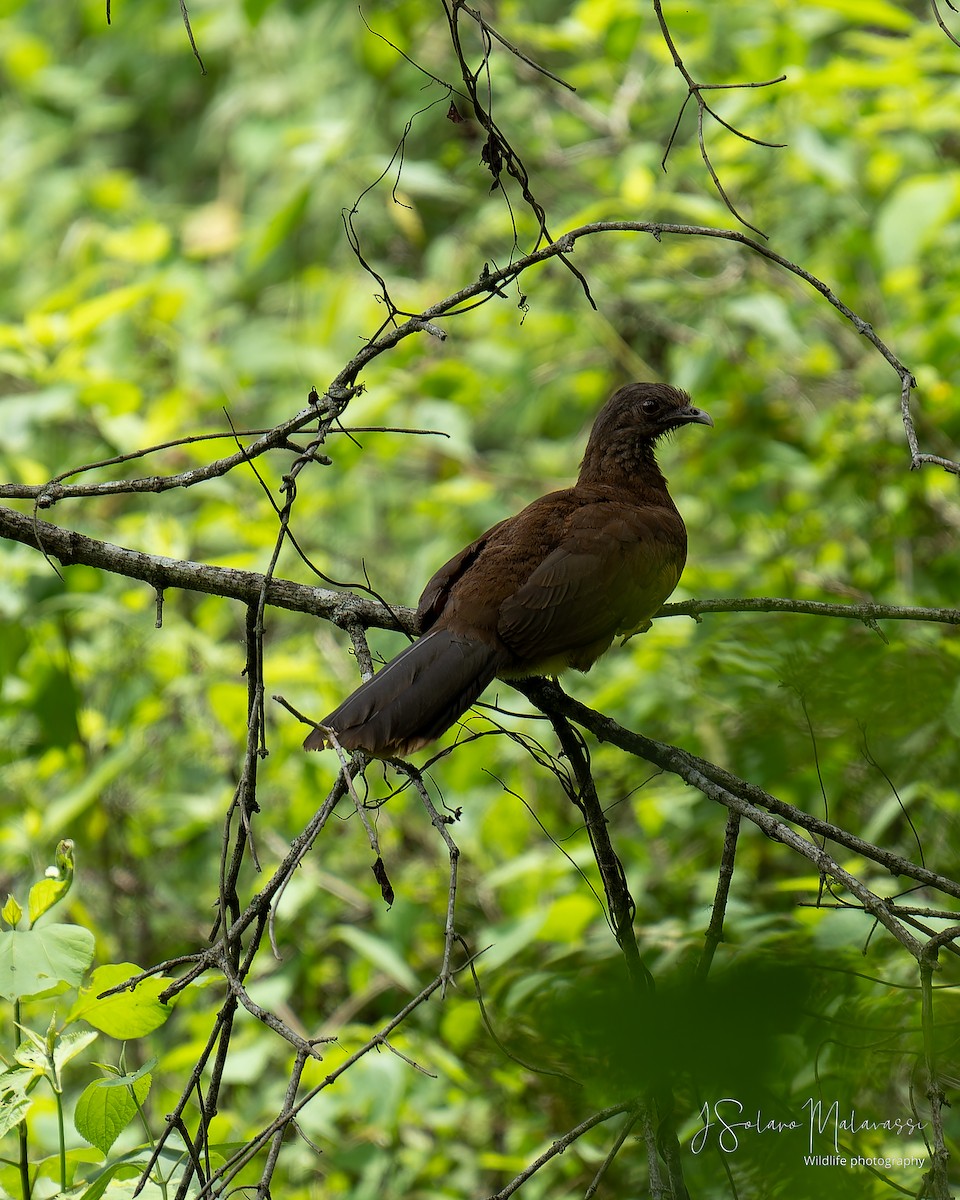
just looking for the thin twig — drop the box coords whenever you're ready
[454,1,576,90]
[204,972,452,1195]
[178,0,206,73]
[479,1104,633,1200]
[583,1105,644,1199]
[697,810,741,982]
[396,764,461,994]
[515,679,960,917]
[257,1049,310,1197]
[0,224,948,484]
[932,0,960,49]
[653,0,785,235]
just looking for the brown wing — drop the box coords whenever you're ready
[496,500,687,672]
[416,517,509,632]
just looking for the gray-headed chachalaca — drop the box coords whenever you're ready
[304,382,712,758]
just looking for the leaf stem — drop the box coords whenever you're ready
[55,1090,66,1193]
[13,999,31,1200]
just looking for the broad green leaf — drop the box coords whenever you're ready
[74,1071,151,1155]
[0,1066,35,1100]
[76,1143,220,1200]
[76,1159,163,1200]
[27,879,66,926]
[70,965,173,1038]
[0,925,95,1000]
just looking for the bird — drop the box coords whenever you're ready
[304,381,712,759]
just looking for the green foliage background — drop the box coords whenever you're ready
[0,0,958,1196]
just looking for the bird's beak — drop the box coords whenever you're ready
[676,404,713,428]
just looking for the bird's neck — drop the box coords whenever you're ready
[577,438,673,503]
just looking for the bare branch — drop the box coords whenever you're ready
[3,503,958,659]
[205,972,453,1196]
[513,678,960,909]
[698,810,742,981]
[178,0,206,73]
[664,595,960,626]
[0,224,950,491]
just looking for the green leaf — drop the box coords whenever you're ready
[1,895,22,927]
[75,1158,157,1200]
[55,839,76,876]
[0,1066,37,1129]
[13,1038,49,1081]
[69,964,173,1038]
[27,879,64,926]
[97,1058,157,1088]
[14,1026,97,1091]
[874,175,959,271]
[0,1093,32,1139]
[333,926,419,993]
[74,1071,151,1155]
[27,838,76,926]
[0,924,95,1000]
[0,1066,35,1100]
[52,1029,99,1089]
[246,184,310,271]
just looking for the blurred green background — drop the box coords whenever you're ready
[0,0,958,1196]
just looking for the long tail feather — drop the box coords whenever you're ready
[304,629,503,758]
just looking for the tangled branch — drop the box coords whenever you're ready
[0,223,952,488]
[653,0,786,237]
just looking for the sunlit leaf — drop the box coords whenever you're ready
[74,1071,151,1156]
[69,965,173,1038]
[0,926,95,1001]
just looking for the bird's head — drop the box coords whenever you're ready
[579,382,713,485]
[594,382,712,440]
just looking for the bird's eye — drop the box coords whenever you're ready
[640,398,660,415]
